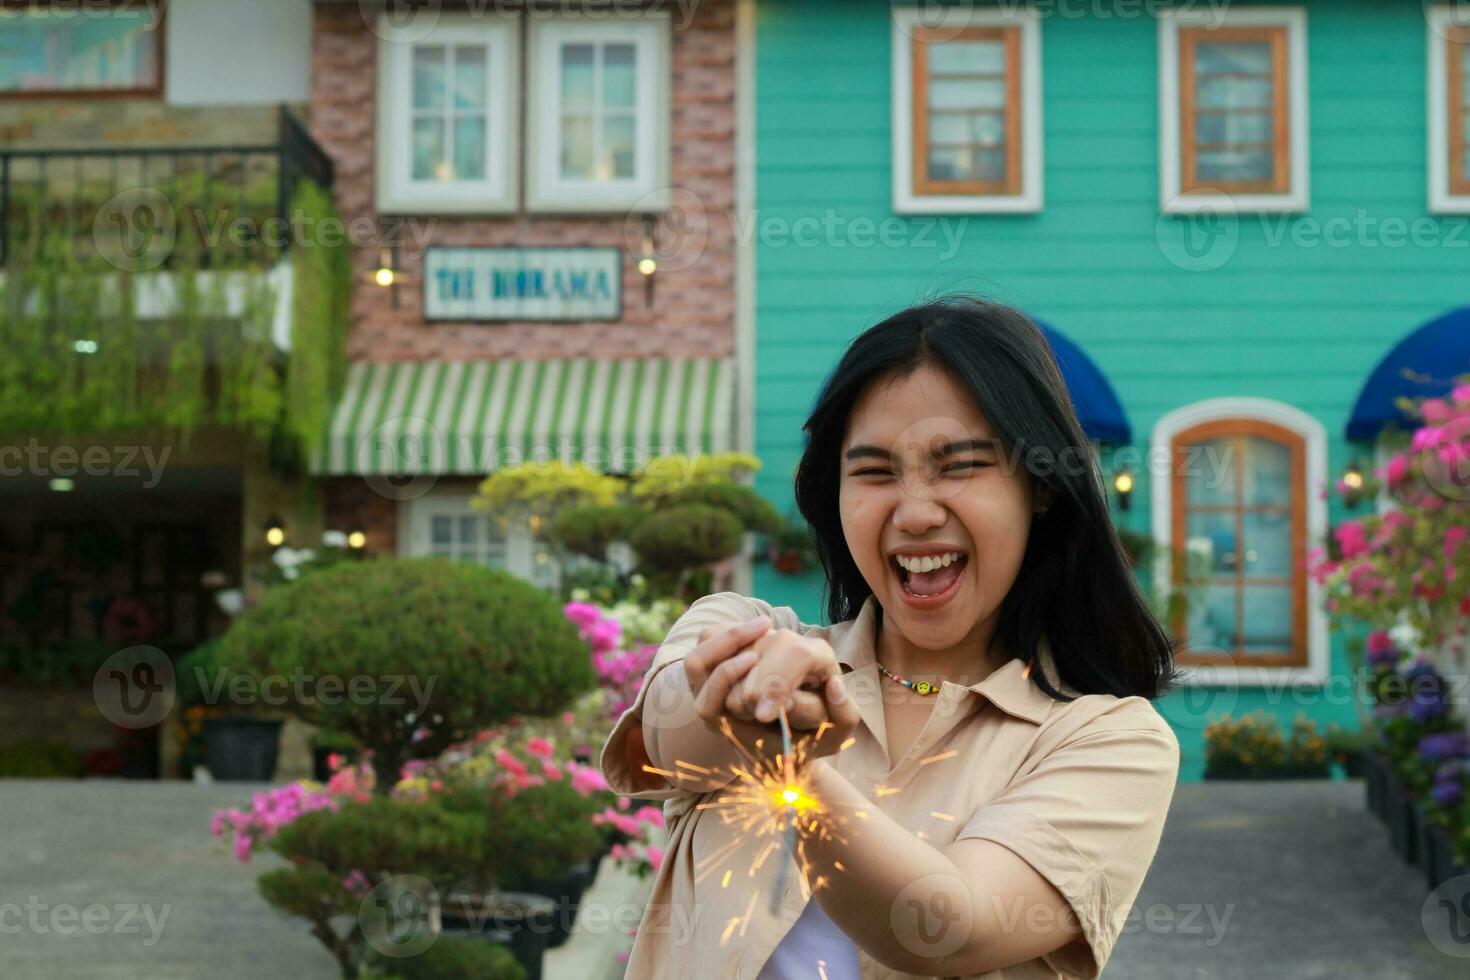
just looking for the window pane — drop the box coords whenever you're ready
[560,113,594,178]
[1185,510,1238,576]
[453,46,486,109]
[458,516,479,546]
[413,46,446,109]
[0,8,159,92]
[1196,111,1272,146]
[927,77,1006,110]
[430,516,452,546]
[1195,41,1271,76]
[454,115,487,180]
[561,43,595,109]
[1196,76,1273,110]
[1197,148,1273,182]
[927,146,1005,182]
[1242,436,1292,506]
[929,111,1006,147]
[412,117,446,180]
[1241,585,1292,654]
[926,39,1006,75]
[603,43,636,107]
[1190,585,1238,651]
[1183,437,1235,505]
[1242,509,1291,578]
[603,113,636,178]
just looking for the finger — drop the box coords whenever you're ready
[684,617,771,695]
[786,689,828,729]
[751,650,837,723]
[694,649,760,721]
[825,673,861,736]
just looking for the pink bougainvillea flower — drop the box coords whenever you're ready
[525,737,554,759]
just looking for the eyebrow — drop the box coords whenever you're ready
[844,438,999,462]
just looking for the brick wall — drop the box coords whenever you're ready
[309,0,738,363]
[322,477,400,557]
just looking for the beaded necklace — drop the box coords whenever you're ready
[876,661,939,696]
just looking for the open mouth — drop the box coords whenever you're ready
[891,553,968,599]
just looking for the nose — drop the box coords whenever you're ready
[891,484,948,534]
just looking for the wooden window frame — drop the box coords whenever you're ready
[1169,419,1308,670]
[0,0,165,100]
[1429,12,1470,213]
[910,25,1023,199]
[890,5,1041,214]
[1178,25,1290,197]
[1158,7,1308,214]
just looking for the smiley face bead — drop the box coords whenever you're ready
[913,681,933,695]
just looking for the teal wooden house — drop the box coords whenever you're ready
[740,1,1470,779]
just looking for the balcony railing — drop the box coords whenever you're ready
[0,108,335,269]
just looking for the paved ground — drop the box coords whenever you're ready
[0,779,1463,978]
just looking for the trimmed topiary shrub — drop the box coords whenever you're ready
[371,934,525,980]
[630,503,743,575]
[666,482,782,535]
[219,557,595,793]
[547,503,644,561]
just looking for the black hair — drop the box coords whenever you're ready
[793,294,1180,702]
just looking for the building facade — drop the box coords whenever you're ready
[747,0,1470,779]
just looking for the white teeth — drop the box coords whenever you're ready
[894,551,963,573]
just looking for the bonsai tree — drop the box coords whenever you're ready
[219,556,595,794]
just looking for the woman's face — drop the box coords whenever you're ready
[838,363,1047,653]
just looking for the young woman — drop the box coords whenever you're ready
[601,295,1182,979]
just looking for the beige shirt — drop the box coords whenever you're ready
[599,592,1180,980]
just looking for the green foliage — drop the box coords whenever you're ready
[627,451,761,501]
[437,779,604,888]
[1203,711,1331,779]
[0,740,85,778]
[0,178,347,456]
[475,462,624,528]
[629,504,744,575]
[667,482,781,535]
[0,638,115,688]
[370,935,524,980]
[548,503,644,561]
[219,557,595,793]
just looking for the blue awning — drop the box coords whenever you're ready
[1347,307,1470,442]
[1035,320,1132,444]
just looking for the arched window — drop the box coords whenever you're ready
[1151,399,1328,684]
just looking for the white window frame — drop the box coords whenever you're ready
[1158,6,1310,215]
[890,5,1043,214]
[398,489,561,592]
[1427,8,1470,214]
[376,11,520,214]
[525,10,672,213]
[1150,397,1329,687]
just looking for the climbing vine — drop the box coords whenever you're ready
[0,177,350,455]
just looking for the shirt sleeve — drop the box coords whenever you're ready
[597,591,801,814]
[954,720,1181,979]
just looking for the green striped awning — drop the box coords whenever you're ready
[312,357,736,476]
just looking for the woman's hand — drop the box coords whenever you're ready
[727,629,860,764]
[682,618,825,733]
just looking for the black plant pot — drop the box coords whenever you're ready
[1427,821,1470,891]
[203,718,282,781]
[1385,775,1420,866]
[1364,751,1388,823]
[507,859,597,950]
[442,891,555,980]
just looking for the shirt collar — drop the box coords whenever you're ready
[832,594,1059,725]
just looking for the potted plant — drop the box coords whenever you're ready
[176,638,284,782]
[766,520,819,576]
